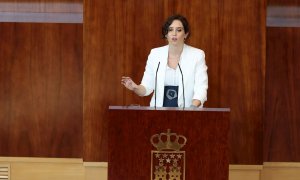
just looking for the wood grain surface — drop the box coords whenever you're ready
[264,27,300,161]
[0,23,83,157]
[108,107,229,180]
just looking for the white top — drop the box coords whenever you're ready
[164,65,180,86]
[140,44,208,107]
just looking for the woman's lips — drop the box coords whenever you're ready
[172,37,177,41]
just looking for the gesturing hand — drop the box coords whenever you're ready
[121,76,138,91]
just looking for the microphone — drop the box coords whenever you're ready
[155,62,160,109]
[178,64,185,109]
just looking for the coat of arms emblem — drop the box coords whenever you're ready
[150,129,187,180]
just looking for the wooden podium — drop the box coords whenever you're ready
[108,106,230,180]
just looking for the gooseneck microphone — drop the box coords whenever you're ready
[178,64,185,109]
[154,62,160,109]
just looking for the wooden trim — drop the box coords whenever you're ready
[230,165,263,170]
[267,6,300,27]
[0,2,82,13]
[229,165,262,180]
[263,162,300,168]
[0,2,82,23]
[0,12,82,23]
[83,162,108,167]
[109,106,230,112]
[0,157,84,180]
[262,162,300,180]
[0,157,83,164]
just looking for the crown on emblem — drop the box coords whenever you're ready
[150,129,187,151]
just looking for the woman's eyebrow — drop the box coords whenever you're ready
[169,26,184,29]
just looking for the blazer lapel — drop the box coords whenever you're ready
[178,44,188,106]
[156,45,168,106]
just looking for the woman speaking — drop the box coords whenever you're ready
[121,14,208,108]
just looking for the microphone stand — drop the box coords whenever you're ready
[155,62,160,109]
[178,64,185,110]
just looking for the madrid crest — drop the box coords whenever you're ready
[150,129,187,180]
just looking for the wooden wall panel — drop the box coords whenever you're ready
[265,0,300,162]
[84,0,165,162]
[0,23,83,157]
[84,0,265,164]
[174,0,265,164]
[217,0,265,164]
[264,27,300,161]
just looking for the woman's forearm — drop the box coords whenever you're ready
[133,85,146,96]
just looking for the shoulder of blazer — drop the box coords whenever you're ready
[184,46,205,65]
[184,45,205,56]
[150,45,169,55]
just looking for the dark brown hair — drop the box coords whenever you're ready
[162,14,190,39]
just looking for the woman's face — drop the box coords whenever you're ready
[166,20,188,46]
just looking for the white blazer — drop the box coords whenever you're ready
[141,44,208,107]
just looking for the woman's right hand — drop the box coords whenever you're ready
[121,76,138,91]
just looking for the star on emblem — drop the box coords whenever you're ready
[166,158,171,163]
[173,159,178,164]
[177,154,182,159]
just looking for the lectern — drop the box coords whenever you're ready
[108,106,230,180]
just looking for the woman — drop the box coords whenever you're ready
[121,14,208,108]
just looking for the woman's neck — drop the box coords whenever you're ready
[168,44,184,57]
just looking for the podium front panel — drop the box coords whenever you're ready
[108,106,230,180]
